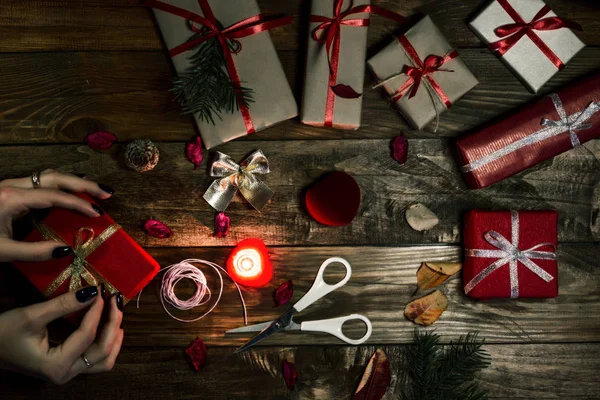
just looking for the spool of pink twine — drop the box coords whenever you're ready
[137,259,247,324]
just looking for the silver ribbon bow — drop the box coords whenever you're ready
[464,210,556,298]
[461,94,600,173]
[203,150,274,212]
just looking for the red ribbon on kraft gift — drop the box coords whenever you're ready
[145,0,293,135]
[310,0,406,127]
[489,0,582,70]
[389,36,457,108]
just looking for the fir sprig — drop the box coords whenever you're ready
[403,331,491,400]
[171,27,254,124]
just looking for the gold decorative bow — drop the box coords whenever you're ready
[35,220,121,297]
[203,150,274,212]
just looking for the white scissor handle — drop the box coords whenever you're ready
[293,257,352,313]
[300,314,373,345]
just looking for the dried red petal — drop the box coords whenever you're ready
[185,337,207,372]
[391,135,408,165]
[213,212,230,238]
[282,360,298,389]
[144,219,173,239]
[273,280,293,307]
[85,131,117,150]
[186,136,203,170]
[331,84,362,99]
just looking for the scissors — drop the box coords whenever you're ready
[226,257,373,354]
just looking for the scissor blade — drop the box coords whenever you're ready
[233,308,296,354]
[226,321,273,334]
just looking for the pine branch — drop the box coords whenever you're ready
[404,331,491,400]
[170,27,254,124]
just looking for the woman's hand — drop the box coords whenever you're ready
[0,286,124,384]
[0,170,114,262]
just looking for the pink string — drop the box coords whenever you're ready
[137,259,248,324]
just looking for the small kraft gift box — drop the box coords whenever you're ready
[14,194,160,318]
[469,0,585,93]
[463,210,558,299]
[367,15,479,131]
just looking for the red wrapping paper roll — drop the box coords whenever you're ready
[463,210,558,299]
[456,72,600,189]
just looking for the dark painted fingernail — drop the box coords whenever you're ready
[116,292,124,312]
[100,283,107,299]
[98,184,115,195]
[91,204,104,216]
[75,173,86,178]
[52,246,73,259]
[76,286,98,303]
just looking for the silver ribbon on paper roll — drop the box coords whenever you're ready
[203,150,273,212]
[464,210,555,298]
[461,94,600,173]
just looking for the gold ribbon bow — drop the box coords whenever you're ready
[35,220,121,297]
[203,150,274,212]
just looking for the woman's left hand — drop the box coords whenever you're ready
[0,170,114,262]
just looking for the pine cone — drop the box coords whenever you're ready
[124,139,160,172]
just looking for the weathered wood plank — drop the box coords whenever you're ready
[3,245,598,347]
[0,342,599,399]
[0,0,597,53]
[0,140,598,246]
[0,48,598,144]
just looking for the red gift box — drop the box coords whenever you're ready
[463,210,558,299]
[14,194,160,308]
[456,72,600,189]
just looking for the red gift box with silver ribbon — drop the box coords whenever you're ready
[463,210,558,299]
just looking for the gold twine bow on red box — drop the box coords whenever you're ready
[309,0,406,127]
[489,0,583,70]
[145,0,293,135]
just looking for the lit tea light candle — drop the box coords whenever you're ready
[227,239,272,288]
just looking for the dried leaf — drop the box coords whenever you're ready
[353,349,391,400]
[404,290,448,326]
[186,135,203,170]
[282,360,298,389]
[273,280,293,307]
[144,219,173,239]
[185,337,207,372]
[85,131,117,150]
[213,212,230,238]
[331,84,362,99]
[416,262,462,291]
[391,135,408,164]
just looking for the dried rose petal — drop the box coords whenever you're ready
[144,219,173,239]
[186,136,203,170]
[391,135,408,165]
[282,360,298,389]
[331,84,362,99]
[85,131,117,150]
[185,337,207,372]
[273,280,293,307]
[213,212,230,238]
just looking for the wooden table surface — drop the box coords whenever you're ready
[0,0,599,398]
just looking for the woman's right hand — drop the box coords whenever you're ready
[0,286,124,384]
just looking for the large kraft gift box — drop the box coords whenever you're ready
[149,0,298,149]
[367,15,479,131]
[463,210,558,299]
[469,0,584,93]
[456,72,600,190]
[14,194,160,315]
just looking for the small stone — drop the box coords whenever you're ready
[405,203,439,231]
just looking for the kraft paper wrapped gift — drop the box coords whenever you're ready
[367,15,478,131]
[301,0,371,130]
[469,0,585,93]
[149,0,298,149]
